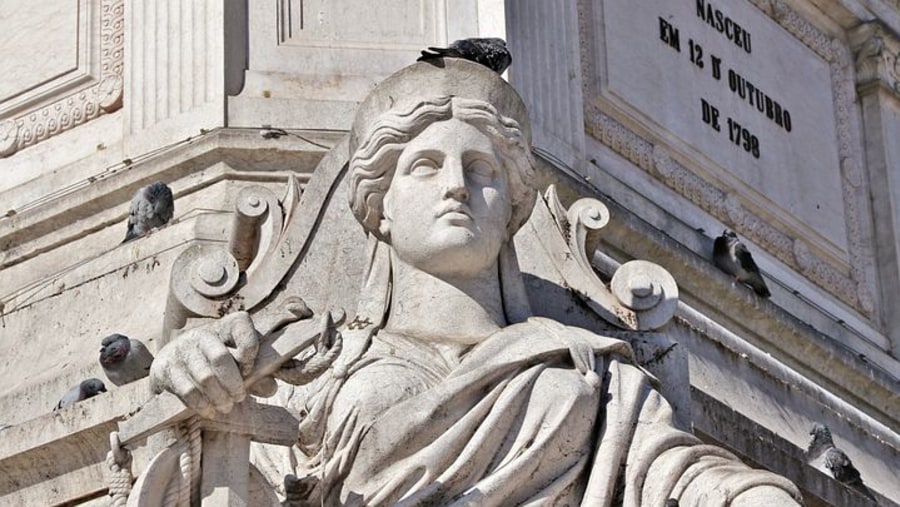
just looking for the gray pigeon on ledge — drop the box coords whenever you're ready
[713,230,771,297]
[54,378,107,411]
[99,333,155,386]
[123,181,174,243]
[417,37,512,74]
[807,424,875,500]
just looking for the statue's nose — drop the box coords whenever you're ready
[441,157,469,201]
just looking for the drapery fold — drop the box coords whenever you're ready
[256,318,800,506]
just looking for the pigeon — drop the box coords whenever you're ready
[123,181,174,243]
[54,378,107,410]
[99,333,155,386]
[417,37,512,74]
[713,230,771,297]
[806,424,875,500]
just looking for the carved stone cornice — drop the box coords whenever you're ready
[0,0,124,158]
[850,21,900,97]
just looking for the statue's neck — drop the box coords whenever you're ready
[384,256,506,345]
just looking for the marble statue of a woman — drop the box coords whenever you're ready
[150,60,802,506]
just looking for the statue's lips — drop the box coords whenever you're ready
[437,206,474,224]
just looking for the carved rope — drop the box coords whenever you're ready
[178,416,202,507]
[105,432,133,507]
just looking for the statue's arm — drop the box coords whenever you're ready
[149,310,342,417]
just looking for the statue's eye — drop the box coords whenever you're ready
[466,158,496,182]
[409,158,439,176]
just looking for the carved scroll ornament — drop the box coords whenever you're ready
[530,185,679,331]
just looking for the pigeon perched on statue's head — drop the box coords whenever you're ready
[417,37,512,74]
[54,378,107,411]
[123,181,174,243]
[99,333,155,386]
[713,230,771,297]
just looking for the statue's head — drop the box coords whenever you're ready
[347,60,536,248]
[345,60,536,324]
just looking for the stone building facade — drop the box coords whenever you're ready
[0,0,897,505]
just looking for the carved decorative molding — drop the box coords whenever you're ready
[851,21,900,96]
[0,0,124,158]
[768,0,832,52]
[581,1,877,317]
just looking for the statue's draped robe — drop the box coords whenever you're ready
[258,318,798,506]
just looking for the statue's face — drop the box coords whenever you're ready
[382,118,512,278]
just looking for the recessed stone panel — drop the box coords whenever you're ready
[0,0,81,104]
[0,0,123,158]
[597,0,846,256]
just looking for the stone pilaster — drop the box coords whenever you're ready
[851,21,900,352]
[123,0,247,156]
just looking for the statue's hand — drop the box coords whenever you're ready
[149,311,260,418]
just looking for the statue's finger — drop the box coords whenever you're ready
[200,332,247,404]
[168,364,215,419]
[149,333,189,395]
[253,297,312,336]
[191,339,237,414]
[227,312,261,378]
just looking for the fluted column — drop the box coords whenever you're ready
[124,0,247,156]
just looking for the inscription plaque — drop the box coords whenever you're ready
[599,0,846,255]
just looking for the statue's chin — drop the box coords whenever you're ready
[411,244,500,280]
